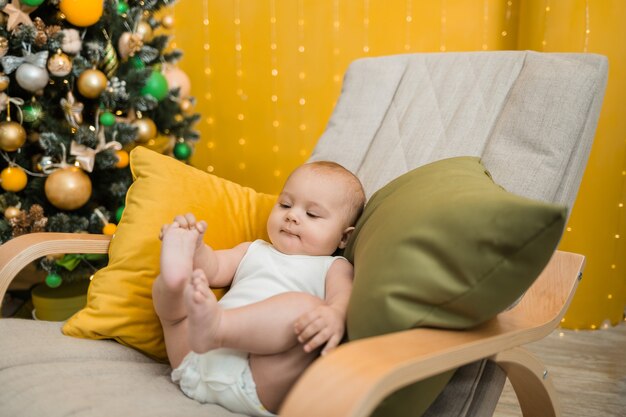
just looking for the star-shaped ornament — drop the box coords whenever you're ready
[2,0,37,32]
[60,91,84,129]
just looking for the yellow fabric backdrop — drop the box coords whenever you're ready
[169,0,626,329]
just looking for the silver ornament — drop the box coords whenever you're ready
[16,63,50,93]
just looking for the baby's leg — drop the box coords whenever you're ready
[249,345,319,413]
[185,270,323,355]
[153,225,202,367]
[184,269,223,353]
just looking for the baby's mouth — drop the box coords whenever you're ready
[281,229,299,239]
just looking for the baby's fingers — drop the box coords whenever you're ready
[295,318,322,345]
[321,333,342,356]
[302,329,331,353]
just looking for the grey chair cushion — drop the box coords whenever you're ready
[423,360,506,417]
[309,51,607,416]
[0,319,246,417]
[310,51,607,209]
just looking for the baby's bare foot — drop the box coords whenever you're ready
[159,225,200,292]
[185,269,223,353]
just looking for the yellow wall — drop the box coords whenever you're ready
[516,0,626,330]
[169,0,626,329]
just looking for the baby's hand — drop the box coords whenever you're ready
[294,304,345,355]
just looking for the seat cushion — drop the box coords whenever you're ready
[0,319,246,417]
[422,360,506,417]
[62,147,276,361]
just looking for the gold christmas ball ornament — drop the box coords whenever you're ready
[77,68,108,99]
[0,166,28,192]
[135,21,153,42]
[45,166,92,210]
[161,14,175,29]
[0,73,9,91]
[132,118,157,143]
[47,51,73,77]
[0,36,8,58]
[4,206,21,220]
[0,121,27,152]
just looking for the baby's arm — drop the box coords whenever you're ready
[293,258,354,355]
[194,241,250,288]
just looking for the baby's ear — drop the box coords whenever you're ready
[338,226,356,249]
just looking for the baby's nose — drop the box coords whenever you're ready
[285,210,299,223]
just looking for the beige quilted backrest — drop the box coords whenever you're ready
[309,51,608,210]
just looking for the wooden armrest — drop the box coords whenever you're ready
[0,232,111,307]
[280,250,584,417]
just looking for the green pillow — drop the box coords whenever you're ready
[344,156,567,417]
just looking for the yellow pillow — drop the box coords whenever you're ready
[62,147,276,361]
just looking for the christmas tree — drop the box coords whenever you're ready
[0,0,199,287]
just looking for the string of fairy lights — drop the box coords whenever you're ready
[405,0,413,51]
[191,2,620,328]
[269,0,280,174]
[332,0,341,85]
[296,0,307,166]
[194,1,600,170]
[503,0,513,41]
[201,1,215,173]
[233,0,248,172]
[542,0,550,50]
[440,0,447,51]
[363,0,370,54]
[482,0,489,50]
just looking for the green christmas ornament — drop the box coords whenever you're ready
[117,0,129,14]
[99,111,116,127]
[141,71,169,101]
[23,102,43,123]
[173,141,192,160]
[21,0,45,6]
[45,273,62,288]
[130,56,145,69]
[115,205,125,222]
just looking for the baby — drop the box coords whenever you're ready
[153,161,366,416]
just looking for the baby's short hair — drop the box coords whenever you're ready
[300,161,366,226]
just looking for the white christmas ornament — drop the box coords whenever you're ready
[163,65,191,98]
[16,63,49,92]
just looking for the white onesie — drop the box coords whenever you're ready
[172,240,341,417]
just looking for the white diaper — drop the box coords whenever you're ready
[172,348,275,417]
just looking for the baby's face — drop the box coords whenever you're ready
[267,167,351,256]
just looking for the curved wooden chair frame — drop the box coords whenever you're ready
[0,232,583,417]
